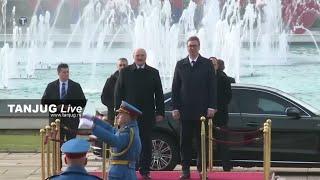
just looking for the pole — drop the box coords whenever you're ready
[40,129,45,180]
[50,122,56,175]
[55,119,61,173]
[267,119,272,180]
[200,116,207,180]
[263,122,270,180]
[45,125,51,177]
[208,118,213,171]
[102,142,107,180]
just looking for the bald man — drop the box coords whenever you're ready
[115,48,165,179]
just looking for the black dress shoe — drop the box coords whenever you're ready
[223,166,233,172]
[141,173,152,180]
[179,173,190,180]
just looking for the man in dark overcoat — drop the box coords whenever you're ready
[114,48,165,180]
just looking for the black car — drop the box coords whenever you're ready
[150,84,320,170]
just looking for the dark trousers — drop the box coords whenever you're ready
[50,118,79,168]
[58,119,79,141]
[214,112,232,170]
[137,120,153,175]
[180,119,202,172]
[214,125,232,170]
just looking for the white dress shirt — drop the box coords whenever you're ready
[188,55,199,66]
[135,64,146,69]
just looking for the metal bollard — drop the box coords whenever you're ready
[263,122,270,180]
[40,129,46,180]
[200,116,207,180]
[55,119,61,173]
[208,118,213,171]
[266,119,272,180]
[45,125,51,177]
[102,142,107,180]
[267,119,272,170]
[50,122,56,175]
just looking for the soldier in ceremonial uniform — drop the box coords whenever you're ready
[79,101,142,180]
[46,138,102,180]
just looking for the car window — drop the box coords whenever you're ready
[238,89,304,115]
[229,89,241,113]
[257,97,286,115]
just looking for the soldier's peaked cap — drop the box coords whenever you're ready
[116,101,142,117]
[61,138,90,159]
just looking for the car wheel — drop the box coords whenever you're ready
[151,132,179,171]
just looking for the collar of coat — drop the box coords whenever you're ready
[129,63,152,71]
[182,54,205,66]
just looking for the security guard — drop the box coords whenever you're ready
[79,101,142,180]
[46,138,102,180]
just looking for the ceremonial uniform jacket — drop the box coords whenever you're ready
[93,120,141,180]
[47,166,101,180]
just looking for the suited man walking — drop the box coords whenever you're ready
[115,48,165,180]
[41,63,86,141]
[172,36,217,179]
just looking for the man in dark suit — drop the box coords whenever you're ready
[115,48,165,180]
[101,58,128,122]
[210,57,233,171]
[92,58,128,157]
[172,36,217,179]
[41,63,86,142]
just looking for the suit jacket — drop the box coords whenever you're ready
[217,71,232,111]
[172,55,217,120]
[114,64,165,123]
[101,71,119,120]
[214,70,232,126]
[41,79,87,122]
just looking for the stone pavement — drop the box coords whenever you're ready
[0,153,320,180]
[0,153,102,180]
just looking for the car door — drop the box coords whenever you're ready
[237,87,320,163]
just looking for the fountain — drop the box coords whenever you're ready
[0,43,8,88]
[0,0,319,104]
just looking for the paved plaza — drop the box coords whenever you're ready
[0,153,320,180]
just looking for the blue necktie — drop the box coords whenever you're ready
[61,82,66,99]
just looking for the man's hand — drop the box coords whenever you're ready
[207,108,217,118]
[172,110,180,120]
[155,115,164,122]
[88,135,97,141]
